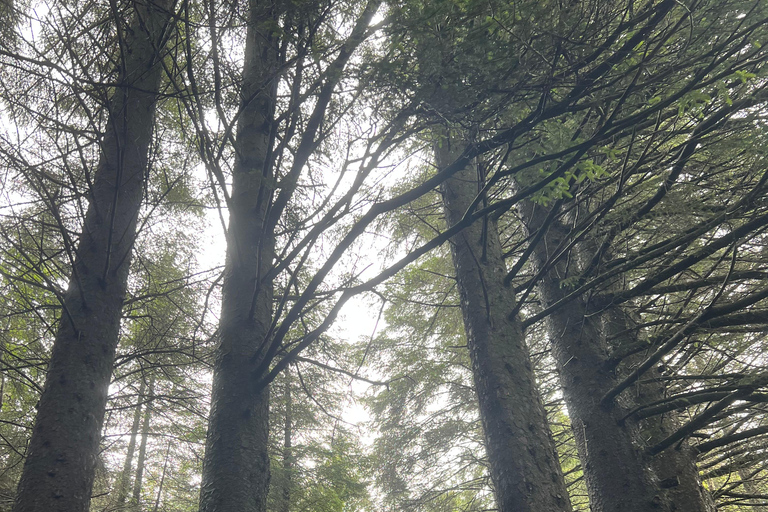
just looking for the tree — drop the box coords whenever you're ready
[0,0,178,509]
[436,133,572,512]
[3,0,768,511]
[371,0,767,510]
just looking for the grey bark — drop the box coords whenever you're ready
[519,199,714,512]
[132,375,154,508]
[603,310,716,512]
[197,1,382,510]
[279,369,293,512]
[436,135,572,512]
[115,378,147,509]
[197,2,280,511]
[12,2,173,511]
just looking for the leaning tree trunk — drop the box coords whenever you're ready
[602,308,716,512]
[132,374,154,509]
[114,378,147,508]
[519,199,714,512]
[197,2,279,512]
[435,135,572,512]
[13,2,173,511]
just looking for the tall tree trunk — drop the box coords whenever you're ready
[519,200,714,512]
[602,309,716,512]
[13,2,173,511]
[115,378,147,509]
[151,441,171,512]
[279,369,293,512]
[198,2,279,511]
[435,135,572,512]
[132,375,154,509]
[197,1,381,510]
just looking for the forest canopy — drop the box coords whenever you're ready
[0,0,767,511]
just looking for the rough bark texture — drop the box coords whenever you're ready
[603,310,716,512]
[521,202,661,511]
[520,200,713,512]
[436,137,572,512]
[13,2,172,511]
[197,2,279,511]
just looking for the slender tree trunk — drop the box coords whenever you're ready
[435,135,572,512]
[132,375,154,509]
[198,2,279,511]
[13,2,173,511]
[279,369,293,512]
[150,441,171,512]
[115,378,147,509]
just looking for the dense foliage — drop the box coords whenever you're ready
[0,0,767,511]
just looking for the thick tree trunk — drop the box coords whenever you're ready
[520,201,661,511]
[198,2,279,512]
[436,136,572,512]
[115,378,147,509]
[13,2,172,511]
[602,310,716,512]
[519,200,714,512]
[132,375,154,508]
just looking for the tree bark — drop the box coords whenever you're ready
[436,135,572,512]
[602,309,716,512]
[197,2,280,511]
[13,2,173,511]
[115,378,147,509]
[519,200,714,512]
[520,201,661,511]
[132,375,154,509]
[279,369,293,512]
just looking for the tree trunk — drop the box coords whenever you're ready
[150,441,171,512]
[132,375,154,509]
[115,378,147,509]
[436,135,572,512]
[13,2,173,511]
[602,309,716,512]
[519,199,714,512]
[279,369,293,512]
[520,201,660,511]
[197,2,279,511]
